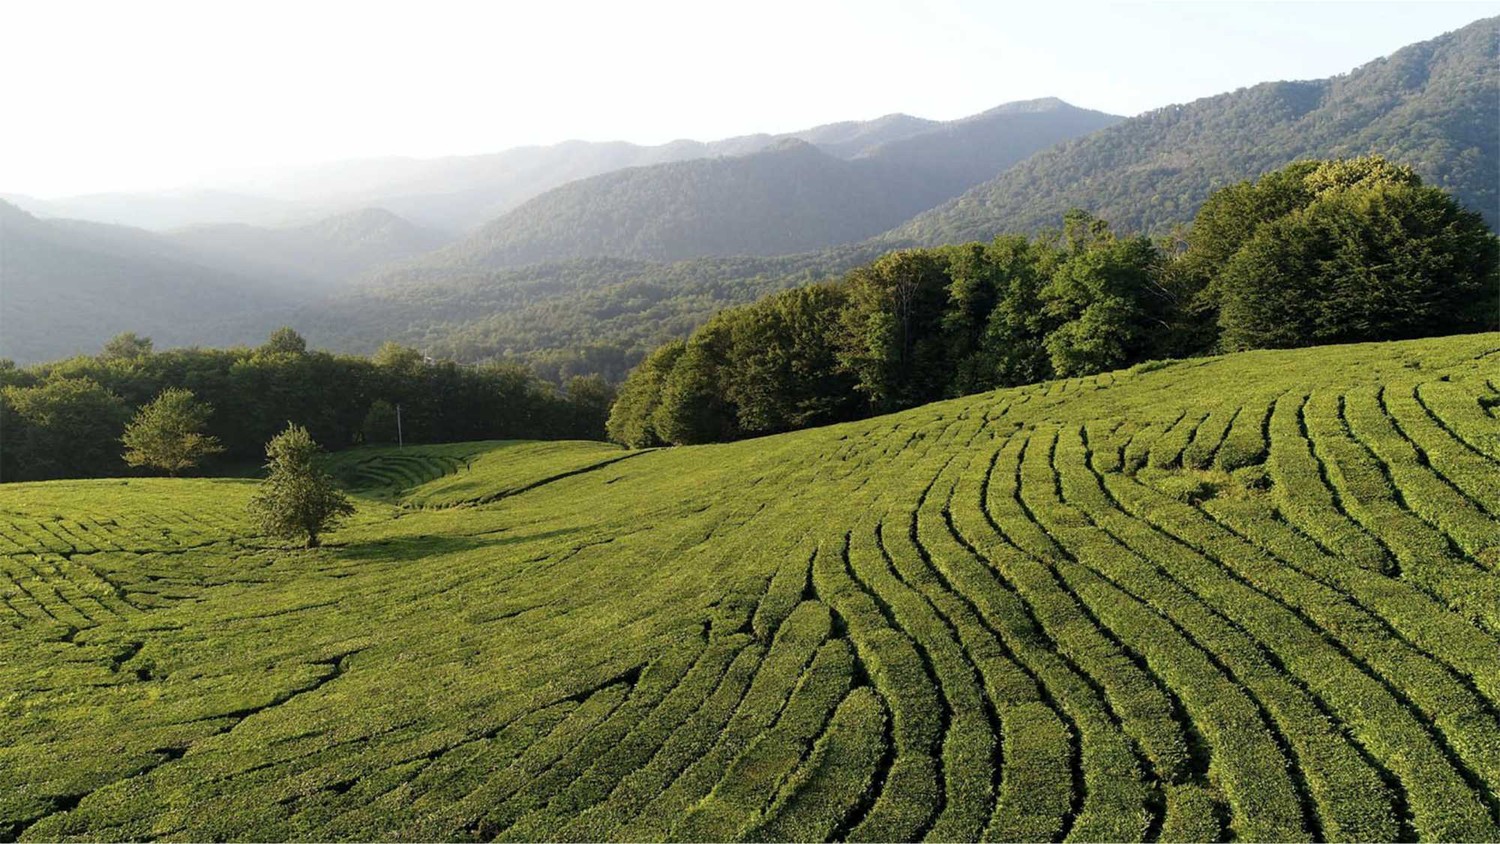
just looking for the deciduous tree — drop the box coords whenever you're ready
[121,388,224,476]
[248,423,355,548]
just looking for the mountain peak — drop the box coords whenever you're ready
[883,15,1499,245]
[763,137,822,154]
[975,97,1075,117]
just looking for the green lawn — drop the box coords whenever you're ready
[3,333,1498,842]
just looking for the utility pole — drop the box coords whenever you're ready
[396,404,404,449]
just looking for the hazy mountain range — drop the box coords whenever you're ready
[2,16,1494,367]
[885,14,1499,245]
[418,100,1120,269]
[2,98,1109,235]
[295,16,1499,375]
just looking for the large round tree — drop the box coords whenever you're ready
[1212,156,1498,351]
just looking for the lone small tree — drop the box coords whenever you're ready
[248,423,354,548]
[121,388,224,476]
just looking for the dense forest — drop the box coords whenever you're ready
[0,329,612,482]
[297,248,887,382]
[607,157,1499,446]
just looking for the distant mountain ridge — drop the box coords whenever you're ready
[7,100,1065,234]
[0,200,296,363]
[7,18,1497,374]
[166,208,450,291]
[884,16,1500,245]
[1,97,1115,365]
[417,100,1120,268]
[293,18,1500,378]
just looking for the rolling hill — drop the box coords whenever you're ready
[0,202,457,364]
[885,15,1500,245]
[420,100,1120,268]
[0,200,298,363]
[167,208,451,291]
[2,333,1498,841]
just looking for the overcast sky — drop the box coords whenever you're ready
[3,0,1495,198]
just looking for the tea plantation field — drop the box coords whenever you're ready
[3,334,1498,842]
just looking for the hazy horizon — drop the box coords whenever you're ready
[4,0,1497,199]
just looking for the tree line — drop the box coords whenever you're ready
[608,156,1499,447]
[0,328,614,482]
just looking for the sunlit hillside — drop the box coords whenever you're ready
[3,333,1498,841]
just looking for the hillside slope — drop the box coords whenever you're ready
[0,200,297,363]
[167,208,451,290]
[296,247,885,377]
[4,333,1499,841]
[885,15,1500,245]
[420,101,1119,268]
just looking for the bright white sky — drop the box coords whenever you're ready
[2,0,1495,197]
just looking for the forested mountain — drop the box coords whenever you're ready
[316,115,960,232]
[167,208,450,290]
[412,100,1120,268]
[419,141,923,267]
[0,201,295,363]
[6,106,979,234]
[294,245,888,381]
[297,18,1500,379]
[885,16,1499,245]
[1,100,1110,366]
[13,22,1496,383]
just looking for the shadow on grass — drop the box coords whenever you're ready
[330,526,587,565]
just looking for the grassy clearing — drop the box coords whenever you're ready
[2,333,1498,842]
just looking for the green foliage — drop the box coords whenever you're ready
[360,399,400,445]
[261,327,309,357]
[718,284,858,433]
[371,341,425,372]
[836,250,955,410]
[0,377,128,480]
[941,236,1055,394]
[121,388,224,476]
[247,423,355,548]
[101,332,154,360]
[606,341,686,448]
[1,328,610,482]
[611,156,1497,447]
[652,342,735,446]
[1216,161,1499,350]
[1041,214,1172,377]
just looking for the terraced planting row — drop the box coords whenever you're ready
[1,334,1497,841]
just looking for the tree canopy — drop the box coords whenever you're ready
[608,156,1500,448]
[1,329,614,482]
[121,388,224,476]
[1214,157,1498,350]
[248,424,355,548]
